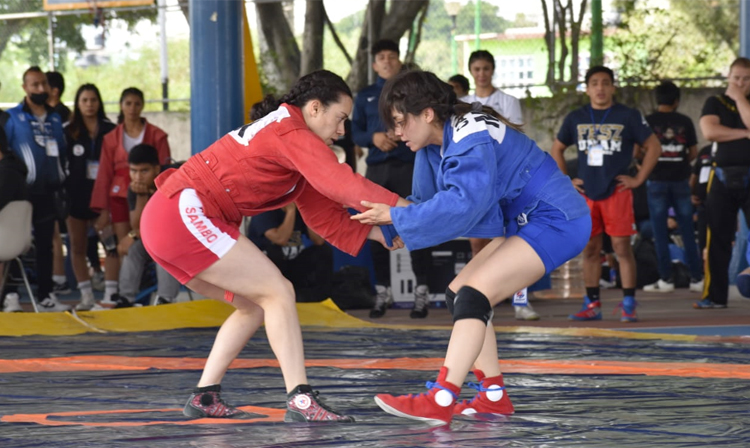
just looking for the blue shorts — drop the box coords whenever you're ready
[516,199,592,275]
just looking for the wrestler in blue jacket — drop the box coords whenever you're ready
[352,70,592,426]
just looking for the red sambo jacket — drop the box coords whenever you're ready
[155,104,399,256]
[90,120,171,212]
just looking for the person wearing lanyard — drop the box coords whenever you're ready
[0,66,69,312]
[63,84,117,311]
[551,65,661,323]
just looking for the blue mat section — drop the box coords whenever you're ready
[1,327,749,446]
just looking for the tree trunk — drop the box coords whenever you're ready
[256,1,301,92]
[346,0,386,93]
[346,0,428,92]
[378,0,429,42]
[180,2,189,25]
[540,0,556,88]
[324,8,353,65]
[404,1,429,66]
[554,0,569,86]
[301,0,325,76]
[569,0,588,86]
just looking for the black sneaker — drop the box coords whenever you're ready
[183,385,263,419]
[53,281,72,295]
[285,385,355,423]
[111,293,133,309]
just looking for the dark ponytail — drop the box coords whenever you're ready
[252,70,353,119]
[117,87,145,124]
[379,70,522,133]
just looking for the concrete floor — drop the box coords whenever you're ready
[346,286,750,334]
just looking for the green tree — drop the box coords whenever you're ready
[0,0,155,70]
[610,0,736,85]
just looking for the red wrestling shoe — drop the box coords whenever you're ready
[374,366,461,425]
[454,370,514,416]
[285,385,355,422]
[568,297,602,321]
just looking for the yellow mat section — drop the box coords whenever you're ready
[0,312,90,336]
[0,299,735,343]
[0,299,378,337]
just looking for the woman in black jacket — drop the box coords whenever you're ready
[63,84,116,311]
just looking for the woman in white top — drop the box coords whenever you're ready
[461,50,523,126]
[461,50,538,321]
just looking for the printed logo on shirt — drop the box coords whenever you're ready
[367,96,377,102]
[73,144,85,157]
[229,106,291,146]
[652,125,688,162]
[451,112,507,145]
[576,124,624,154]
[183,206,219,243]
[178,189,236,258]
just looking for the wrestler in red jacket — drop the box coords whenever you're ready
[140,70,405,423]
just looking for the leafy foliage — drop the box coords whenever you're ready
[610,0,736,86]
[0,0,155,70]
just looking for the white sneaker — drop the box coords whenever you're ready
[38,294,72,312]
[643,279,675,293]
[689,279,704,293]
[3,293,22,312]
[75,293,96,311]
[515,304,540,321]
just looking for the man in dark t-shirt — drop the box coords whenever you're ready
[696,57,750,309]
[551,65,662,323]
[642,81,703,293]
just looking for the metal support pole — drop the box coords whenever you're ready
[474,0,481,50]
[189,0,244,155]
[367,4,374,85]
[451,16,458,74]
[742,0,750,57]
[590,0,603,66]
[158,0,169,111]
[47,12,55,70]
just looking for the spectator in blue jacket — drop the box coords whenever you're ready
[351,39,433,319]
[0,66,69,312]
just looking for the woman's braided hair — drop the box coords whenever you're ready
[378,70,522,133]
[252,70,353,121]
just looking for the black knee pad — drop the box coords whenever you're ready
[445,287,456,315]
[453,286,492,324]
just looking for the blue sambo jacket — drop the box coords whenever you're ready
[390,113,589,251]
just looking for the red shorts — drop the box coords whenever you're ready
[140,189,240,285]
[110,197,130,224]
[585,188,636,238]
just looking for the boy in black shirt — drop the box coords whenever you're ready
[94,144,180,308]
[642,81,703,293]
